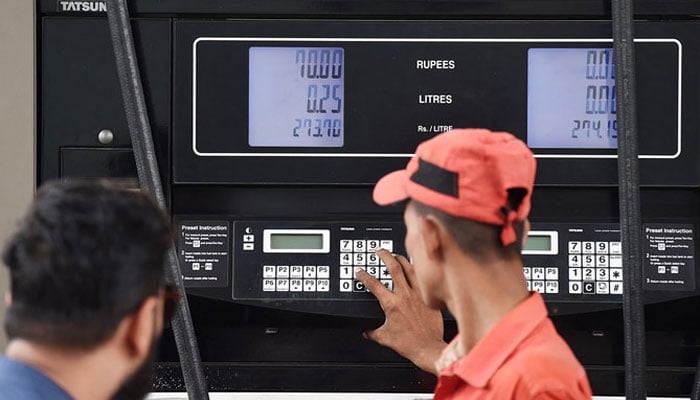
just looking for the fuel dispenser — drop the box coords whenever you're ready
[38,0,700,396]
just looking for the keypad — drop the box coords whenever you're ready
[340,238,394,293]
[568,240,623,295]
[523,266,559,294]
[262,265,330,293]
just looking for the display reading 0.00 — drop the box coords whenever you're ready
[527,48,618,149]
[249,47,344,147]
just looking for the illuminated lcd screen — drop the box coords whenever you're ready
[523,235,552,252]
[249,47,344,147]
[269,233,325,250]
[527,48,617,149]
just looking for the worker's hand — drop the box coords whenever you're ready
[356,249,447,376]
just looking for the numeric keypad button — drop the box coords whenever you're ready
[353,240,366,252]
[568,241,582,254]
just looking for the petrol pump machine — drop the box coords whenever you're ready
[38,0,700,396]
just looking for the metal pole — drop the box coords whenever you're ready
[104,0,210,398]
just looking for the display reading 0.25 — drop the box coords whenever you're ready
[249,47,345,147]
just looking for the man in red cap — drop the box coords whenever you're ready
[357,128,592,399]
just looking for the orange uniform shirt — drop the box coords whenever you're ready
[434,293,592,400]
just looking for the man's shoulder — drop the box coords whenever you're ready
[0,356,73,400]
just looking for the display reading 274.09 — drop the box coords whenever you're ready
[249,47,344,147]
[527,48,618,149]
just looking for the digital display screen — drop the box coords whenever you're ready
[523,235,552,252]
[269,233,325,250]
[249,47,344,147]
[527,48,617,149]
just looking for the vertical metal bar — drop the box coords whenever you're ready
[611,0,647,399]
[104,0,210,398]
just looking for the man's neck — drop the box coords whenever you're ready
[6,339,124,400]
[443,253,530,356]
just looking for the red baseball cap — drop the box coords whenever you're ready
[373,128,537,245]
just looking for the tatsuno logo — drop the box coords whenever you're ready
[57,1,107,12]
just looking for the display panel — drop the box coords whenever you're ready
[528,48,618,149]
[523,235,552,252]
[270,233,324,250]
[249,47,344,147]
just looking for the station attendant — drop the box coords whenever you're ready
[357,129,593,399]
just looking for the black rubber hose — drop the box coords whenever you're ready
[104,0,210,399]
[611,0,647,399]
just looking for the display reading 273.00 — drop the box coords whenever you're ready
[249,47,344,147]
[527,48,617,149]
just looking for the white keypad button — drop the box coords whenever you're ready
[317,265,330,279]
[380,267,391,279]
[609,241,622,254]
[243,234,254,243]
[596,255,609,268]
[290,279,303,292]
[353,240,366,252]
[339,279,353,292]
[568,255,581,268]
[610,282,624,294]
[523,267,531,280]
[243,243,254,251]
[569,268,582,280]
[582,255,595,268]
[263,279,276,292]
[317,279,330,292]
[532,267,545,280]
[367,240,380,252]
[290,265,303,278]
[304,265,317,279]
[366,266,380,278]
[276,279,289,292]
[545,267,558,280]
[582,241,595,254]
[568,241,582,254]
[263,265,276,278]
[367,253,380,265]
[545,281,559,294]
[303,279,317,292]
[353,253,366,266]
[532,280,545,293]
[339,266,353,279]
[340,240,353,252]
[596,282,609,294]
[340,253,352,266]
[381,280,394,291]
[610,268,623,281]
[569,281,582,294]
[583,268,595,281]
[596,268,609,281]
[609,255,622,268]
[276,265,290,279]
[380,240,394,252]
[596,241,609,254]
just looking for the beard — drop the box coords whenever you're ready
[111,336,160,400]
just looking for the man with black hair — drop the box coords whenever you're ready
[357,129,592,399]
[0,180,178,400]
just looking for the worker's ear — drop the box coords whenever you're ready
[4,292,11,306]
[418,214,445,262]
[119,297,159,361]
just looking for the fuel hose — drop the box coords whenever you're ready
[611,0,647,398]
[104,0,210,398]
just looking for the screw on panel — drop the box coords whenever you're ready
[98,129,114,144]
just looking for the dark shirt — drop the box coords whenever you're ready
[0,356,73,400]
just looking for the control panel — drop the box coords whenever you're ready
[231,220,405,300]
